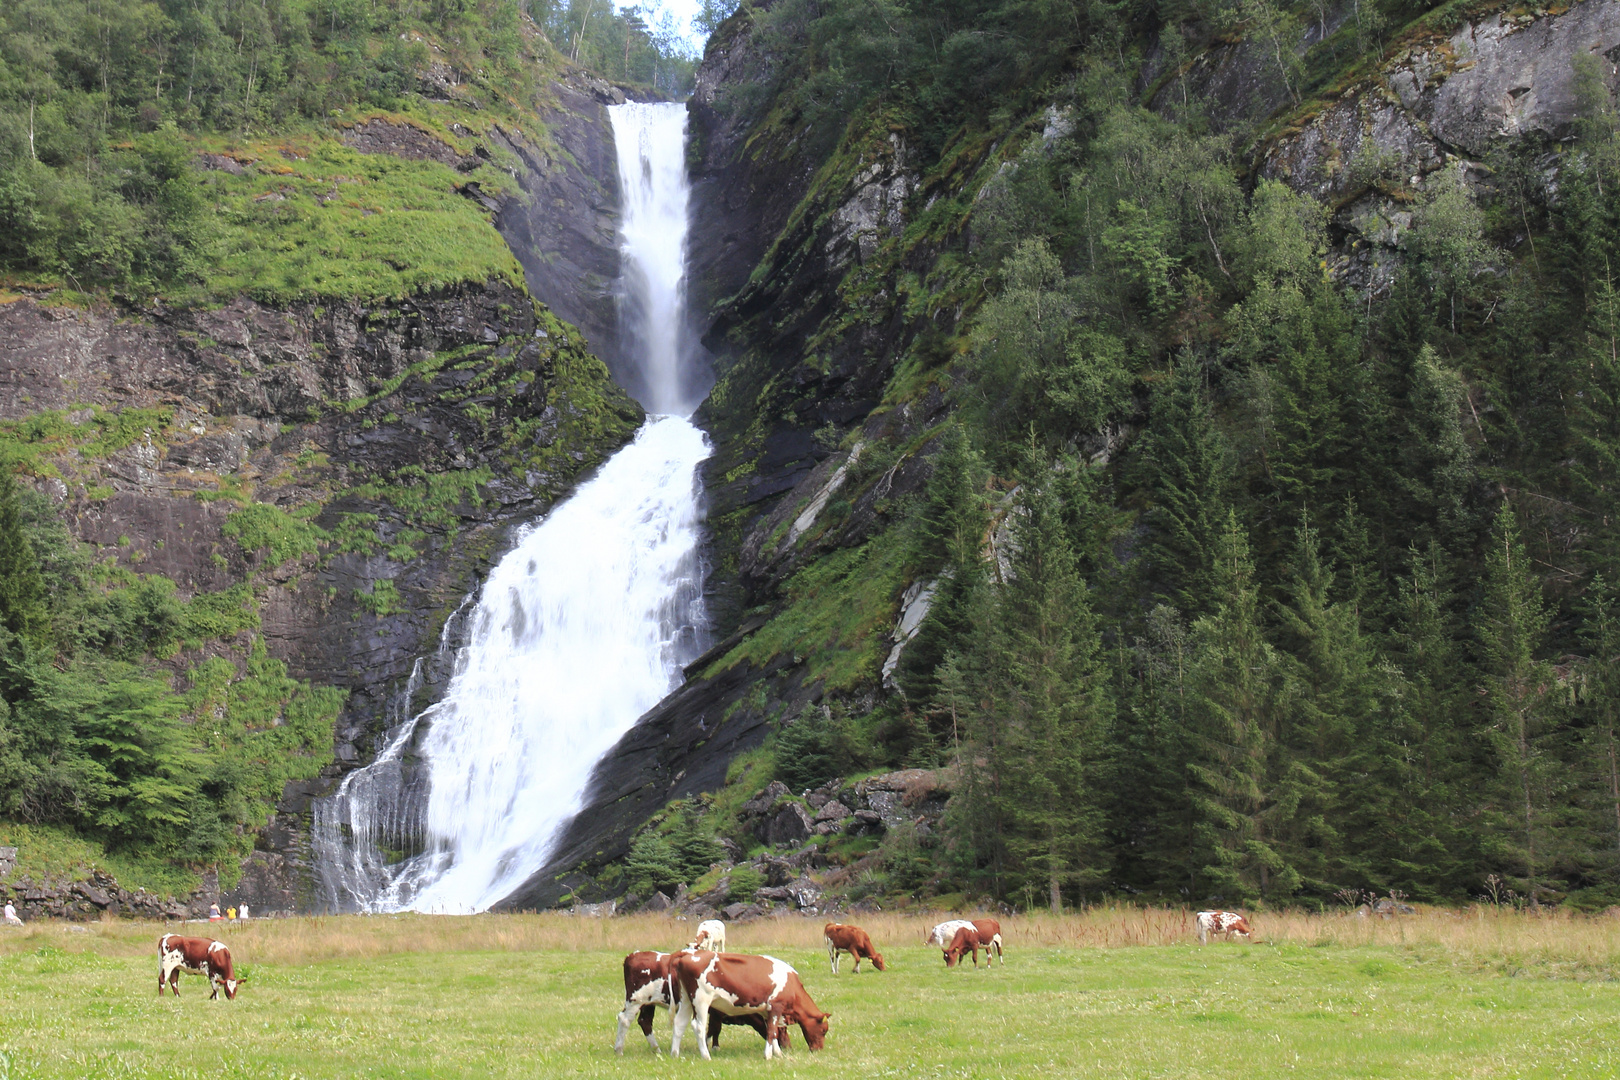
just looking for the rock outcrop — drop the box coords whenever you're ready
[1259,3,1620,290]
[491,70,667,403]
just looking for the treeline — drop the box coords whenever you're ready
[903,63,1620,910]
[0,472,343,874]
[535,1,714,94]
[0,0,695,293]
[726,0,1620,910]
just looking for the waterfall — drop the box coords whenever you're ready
[312,101,709,914]
[613,101,706,415]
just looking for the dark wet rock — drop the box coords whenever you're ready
[813,800,850,824]
[644,890,673,912]
[0,280,640,909]
[743,781,791,816]
[766,802,815,847]
[722,902,764,921]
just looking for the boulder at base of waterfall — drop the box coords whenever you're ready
[643,890,673,912]
[767,803,815,846]
[722,902,764,921]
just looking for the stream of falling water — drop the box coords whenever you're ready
[312,102,707,913]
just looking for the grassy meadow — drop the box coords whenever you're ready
[0,909,1615,1079]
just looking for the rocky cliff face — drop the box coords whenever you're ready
[493,70,666,398]
[0,275,640,912]
[1263,2,1620,291]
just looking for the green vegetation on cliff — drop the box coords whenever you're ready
[0,0,694,298]
[691,0,1620,913]
[0,476,341,883]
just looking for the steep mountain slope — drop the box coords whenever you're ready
[505,0,1620,914]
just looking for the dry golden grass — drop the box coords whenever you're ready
[4,903,1616,975]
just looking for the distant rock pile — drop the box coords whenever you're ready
[619,768,955,922]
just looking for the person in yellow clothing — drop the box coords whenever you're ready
[227,907,237,920]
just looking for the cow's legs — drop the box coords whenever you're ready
[640,1004,661,1053]
[693,991,715,1061]
[613,999,640,1054]
[160,954,182,996]
[826,938,838,974]
[671,994,692,1057]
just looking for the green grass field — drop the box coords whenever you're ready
[0,911,1615,1079]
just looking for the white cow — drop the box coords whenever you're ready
[925,919,975,946]
[690,918,726,953]
[1195,910,1253,944]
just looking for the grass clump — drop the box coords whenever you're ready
[222,503,329,567]
[354,578,406,616]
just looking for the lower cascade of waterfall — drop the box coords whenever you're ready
[312,416,711,913]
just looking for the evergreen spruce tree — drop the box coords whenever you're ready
[901,423,990,702]
[1378,542,1482,897]
[1185,512,1294,902]
[1112,603,1200,898]
[1140,357,1231,618]
[1476,505,1563,898]
[0,471,47,649]
[990,472,1112,910]
[1272,517,1386,893]
[1578,576,1620,896]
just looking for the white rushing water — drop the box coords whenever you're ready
[614,101,703,416]
[313,101,709,913]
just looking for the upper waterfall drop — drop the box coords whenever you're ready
[311,101,711,914]
[611,101,706,416]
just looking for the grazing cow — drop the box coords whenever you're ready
[614,950,775,1055]
[690,919,726,953]
[157,934,240,1000]
[1195,910,1253,944]
[925,919,975,946]
[671,952,830,1061]
[823,923,885,974]
[941,919,1003,967]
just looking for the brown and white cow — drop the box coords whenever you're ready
[671,952,830,1060]
[823,923,885,974]
[614,950,775,1055]
[942,918,1003,967]
[157,934,241,1000]
[1195,910,1253,944]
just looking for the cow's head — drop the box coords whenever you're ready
[869,951,887,972]
[796,1007,830,1050]
[943,928,976,967]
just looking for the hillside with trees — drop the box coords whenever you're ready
[570,0,1620,915]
